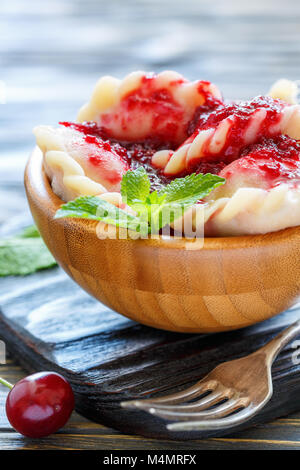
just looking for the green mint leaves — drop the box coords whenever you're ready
[0,225,57,276]
[159,173,225,206]
[55,168,225,236]
[121,166,151,206]
[55,196,147,236]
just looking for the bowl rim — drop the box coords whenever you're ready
[25,146,300,251]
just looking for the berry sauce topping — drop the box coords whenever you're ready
[189,96,285,134]
[188,160,227,176]
[101,77,186,146]
[187,82,223,136]
[60,121,173,190]
[239,135,300,185]
[60,96,300,191]
[188,95,287,162]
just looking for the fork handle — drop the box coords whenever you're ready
[259,319,300,364]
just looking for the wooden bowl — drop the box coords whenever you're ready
[24,148,300,333]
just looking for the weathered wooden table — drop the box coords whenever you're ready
[1,0,300,450]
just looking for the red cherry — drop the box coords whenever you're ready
[5,372,74,438]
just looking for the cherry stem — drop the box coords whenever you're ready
[0,377,13,390]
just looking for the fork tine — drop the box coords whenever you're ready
[148,390,227,415]
[147,398,248,422]
[167,405,255,431]
[121,379,218,409]
[145,385,235,412]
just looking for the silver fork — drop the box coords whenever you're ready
[121,320,300,431]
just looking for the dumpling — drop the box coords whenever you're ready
[154,96,300,175]
[34,71,222,202]
[33,72,300,237]
[77,70,222,145]
[203,135,300,236]
[34,122,129,201]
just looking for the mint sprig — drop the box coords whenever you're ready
[0,225,57,276]
[55,168,225,235]
[159,173,224,205]
[55,196,148,236]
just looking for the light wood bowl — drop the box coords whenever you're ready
[24,148,300,333]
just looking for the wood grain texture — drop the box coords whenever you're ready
[131,320,300,431]
[2,362,300,451]
[1,359,300,451]
[0,252,300,442]
[25,147,300,333]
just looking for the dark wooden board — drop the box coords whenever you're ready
[1,216,300,440]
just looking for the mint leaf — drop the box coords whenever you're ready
[159,173,225,206]
[121,167,150,205]
[55,169,226,236]
[55,196,107,220]
[144,191,167,232]
[146,190,166,206]
[55,196,148,236]
[0,226,57,276]
[121,169,161,226]
[146,173,225,232]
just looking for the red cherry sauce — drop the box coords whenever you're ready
[59,80,225,184]
[59,121,228,188]
[188,96,286,163]
[59,95,297,190]
[60,121,173,190]
[99,74,186,147]
[238,135,300,187]
[126,75,184,145]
